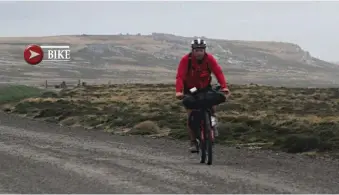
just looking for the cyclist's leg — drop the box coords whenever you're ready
[183,88,195,140]
[186,108,195,140]
[183,86,198,152]
[186,108,198,152]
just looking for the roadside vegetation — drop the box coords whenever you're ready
[2,83,339,156]
[0,85,44,104]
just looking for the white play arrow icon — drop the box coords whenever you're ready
[29,50,40,59]
[24,44,44,65]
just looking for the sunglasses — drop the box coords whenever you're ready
[193,48,205,52]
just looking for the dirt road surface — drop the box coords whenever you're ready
[0,112,338,193]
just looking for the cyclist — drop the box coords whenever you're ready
[175,38,231,152]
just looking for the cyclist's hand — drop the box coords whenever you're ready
[220,88,231,98]
[176,92,184,100]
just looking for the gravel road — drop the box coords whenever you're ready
[0,112,338,193]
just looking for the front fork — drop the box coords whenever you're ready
[200,111,215,142]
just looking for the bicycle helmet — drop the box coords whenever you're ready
[191,38,207,49]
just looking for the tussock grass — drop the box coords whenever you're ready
[3,83,339,155]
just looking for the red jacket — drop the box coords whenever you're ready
[175,53,228,93]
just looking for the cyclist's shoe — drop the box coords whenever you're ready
[190,140,198,153]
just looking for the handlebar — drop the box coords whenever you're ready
[181,85,226,109]
[184,84,222,97]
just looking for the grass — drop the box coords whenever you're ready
[2,83,339,155]
[0,85,44,104]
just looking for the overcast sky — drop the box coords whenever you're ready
[1,1,339,62]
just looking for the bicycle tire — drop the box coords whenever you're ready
[199,141,206,163]
[205,112,213,165]
[199,118,206,163]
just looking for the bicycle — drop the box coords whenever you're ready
[182,85,226,165]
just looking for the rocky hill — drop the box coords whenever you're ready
[0,33,338,87]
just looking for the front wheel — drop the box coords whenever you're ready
[205,112,213,165]
[206,139,213,165]
[200,139,206,163]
